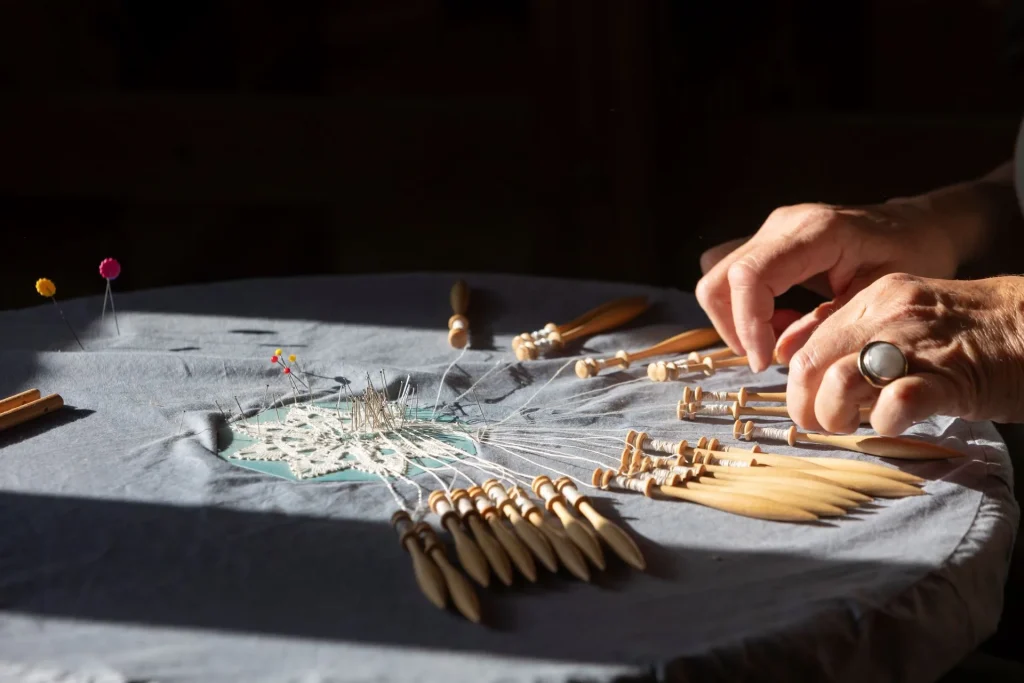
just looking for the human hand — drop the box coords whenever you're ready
[695,201,961,372]
[781,273,1024,436]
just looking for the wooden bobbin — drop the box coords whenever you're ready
[576,327,721,379]
[648,348,737,382]
[415,521,481,623]
[448,280,470,349]
[532,476,606,570]
[428,490,491,587]
[516,296,649,361]
[508,485,591,581]
[391,510,447,611]
[733,419,964,461]
[594,467,818,523]
[469,485,537,583]
[710,434,925,486]
[450,488,514,586]
[553,475,646,571]
[686,386,787,407]
[482,479,558,573]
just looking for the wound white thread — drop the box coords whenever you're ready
[610,474,648,493]
[756,426,790,441]
[473,496,493,516]
[451,319,466,331]
[393,515,414,538]
[561,484,584,507]
[513,494,539,516]
[669,465,700,479]
[536,480,558,502]
[455,495,476,517]
[433,496,454,517]
[646,438,676,454]
[649,469,674,486]
[486,484,511,506]
[695,403,732,416]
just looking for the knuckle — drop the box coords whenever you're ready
[788,348,818,384]
[694,276,717,308]
[727,257,763,288]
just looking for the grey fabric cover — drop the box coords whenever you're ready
[0,273,1017,683]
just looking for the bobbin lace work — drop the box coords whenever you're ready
[229,403,462,480]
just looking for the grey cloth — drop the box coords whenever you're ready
[0,273,1017,683]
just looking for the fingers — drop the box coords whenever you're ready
[871,373,963,436]
[774,301,838,365]
[728,235,846,373]
[813,352,879,433]
[695,240,759,354]
[771,308,803,337]
[786,302,876,432]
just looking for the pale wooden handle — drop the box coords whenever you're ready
[486,516,537,582]
[466,515,514,586]
[552,501,605,570]
[656,484,818,522]
[0,394,63,433]
[404,537,448,610]
[703,465,873,503]
[801,433,964,460]
[578,501,646,571]
[698,475,859,510]
[509,515,558,573]
[0,388,41,415]
[525,509,591,582]
[793,456,924,485]
[692,480,845,517]
[787,468,925,499]
[444,518,492,588]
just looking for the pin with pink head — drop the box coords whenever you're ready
[98,258,122,335]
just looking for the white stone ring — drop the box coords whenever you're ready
[858,341,909,389]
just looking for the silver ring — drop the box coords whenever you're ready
[858,340,909,389]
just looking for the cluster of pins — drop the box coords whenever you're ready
[592,430,927,524]
[512,296,649,361]
[676,385,964,460]
[392,474,645,623]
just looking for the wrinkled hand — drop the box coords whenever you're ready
[782,274,1024,436]
[696,202,961,372]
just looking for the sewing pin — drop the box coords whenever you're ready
[36,278,85,351]
[98,258,121,335]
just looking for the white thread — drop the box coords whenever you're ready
[536,480,557,502]
[473,496,493,516]
[430,346,468,419]
[649,469,673,486]
[756,426,790,441]
[561,484,584,508]
[433,495,454,516]
[694,403,732,416]
[455,495,476,517]
[646,438,677,454]
[490,359,576,427]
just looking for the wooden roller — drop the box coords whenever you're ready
[0,388,41,415]
[483,479,558,573]
[428,490,491,587]
[734,419,965,460]
[447,280,470,349]
[532,476,606,570]
[450,489,514,586]
[0,393,63,433]
[468,485,537,583]
[515,296,649,361]
[508,486,591,582]
[391,511,447,611]
[595,467,818,523]
[416,522,481,623]
[553,476,646,571]
[575,327,721,378]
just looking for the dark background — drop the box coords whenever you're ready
[1,0,1023,676]
[1,1,1023,311]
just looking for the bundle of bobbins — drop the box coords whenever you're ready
[392,475,646,623]
[574,327,720,378]
[647,351,784,382]
[512,296,649,361]
[589,428,929,524]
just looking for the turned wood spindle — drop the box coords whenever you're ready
[469,485,537,582]
[450,488,514,586]
[391,510,447,610]
[508,485,591,582]
[483,479,558,573]
[415,522,481,623]
[447,280,470,349]
[531,476,606,570]
[515,296,649,361]
[553,476,646,571]
[594,467,818,523]
[733,419,964,460]
[428,490,491,587]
